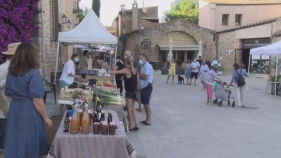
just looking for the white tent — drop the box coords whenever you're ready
[249,40,281,98]
[54,9,118,83]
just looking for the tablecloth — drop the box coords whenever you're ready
[47,110,135,158]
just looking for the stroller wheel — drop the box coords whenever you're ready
[218,102,223,107]
[232,101,235,107]
[228,100,230,106]
[213,99,218,104]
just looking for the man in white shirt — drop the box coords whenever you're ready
[189,58,200,85]
[59,53,81,89]
[0,42,21,152]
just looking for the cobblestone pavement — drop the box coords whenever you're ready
[45,73,281,158]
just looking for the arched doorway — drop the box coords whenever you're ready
[157,31,199,67]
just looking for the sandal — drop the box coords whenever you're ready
[142,121,151,126]
[139,120,146,124]
[133,127,139,131]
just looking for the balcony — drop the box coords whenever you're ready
[73,0,79,13]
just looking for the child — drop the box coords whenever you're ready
[204,67,221,105]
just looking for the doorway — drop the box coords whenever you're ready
[242,49,250,71]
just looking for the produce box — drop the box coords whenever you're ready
[45,116,62,146]
[59,88,93,101]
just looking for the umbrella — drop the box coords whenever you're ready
[197,40,202,59]
[168,39,173,61]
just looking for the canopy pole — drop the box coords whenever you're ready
[54,42,60,84]
[246,54,251,92]
[113,45,117,83]
[275,54,278,98]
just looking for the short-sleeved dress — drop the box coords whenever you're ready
[185,64,192,78]
[4,69,47,158]
[168,63,176,75]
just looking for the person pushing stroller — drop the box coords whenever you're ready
[204,66,221,105]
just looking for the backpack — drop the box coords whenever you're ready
[236,69,245,86]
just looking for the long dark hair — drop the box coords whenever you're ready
[8,42,40,76]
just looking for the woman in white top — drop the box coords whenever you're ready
[205,66,221,105]
[59,53,81,89]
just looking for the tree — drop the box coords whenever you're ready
[78,7,88,22]
[0,0,40,53]
[164,0,199,24]
[92,0,101,18]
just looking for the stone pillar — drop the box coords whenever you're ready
[184,51,187,62]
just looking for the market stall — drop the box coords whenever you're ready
[250,40,281,98]
[47,110,135,158]
[54,9,118,84]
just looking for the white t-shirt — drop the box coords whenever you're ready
[200,64,209,76]
[191,61,200,73]
[59,60,75,85]
[0,60,10,88]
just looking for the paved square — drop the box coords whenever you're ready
[45,74,281,158]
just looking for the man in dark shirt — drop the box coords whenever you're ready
[115,56,124,95]
[197,56,202,66]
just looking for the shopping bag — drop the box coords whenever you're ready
[214,82,220,92]
[215,87,228,102]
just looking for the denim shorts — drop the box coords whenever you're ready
[140,83,153,105]
[0,118,6,149]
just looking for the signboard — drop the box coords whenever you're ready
[242,38,271,49]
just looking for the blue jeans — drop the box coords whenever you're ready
[0,118,6,149]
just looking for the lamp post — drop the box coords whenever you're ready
[61,14,67,24]
[66,20,72,28]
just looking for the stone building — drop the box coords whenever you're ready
[33,0,80,80]
[114,1,216,70]
[217,18,281,74]
[198,0,281,73]
[199,0,281,31]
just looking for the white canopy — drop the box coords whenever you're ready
[58,9,118,44]
[54,9,118,84]
[250,40,281,55]
[249,40,281,98]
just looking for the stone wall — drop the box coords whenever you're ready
[36,0,79,80]
[126,19,216,63]
[217,31,239,72]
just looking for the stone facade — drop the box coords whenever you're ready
[218,18,281,74]
[33,0,79,80]
[125,19,216,63]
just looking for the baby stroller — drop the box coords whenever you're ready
[213,81,235,107]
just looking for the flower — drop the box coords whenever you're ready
[0,0,40,54]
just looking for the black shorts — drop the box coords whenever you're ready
[190,72,198,79]
[140,83,153,105]
[125,91,136,99]
[81,74,87,79]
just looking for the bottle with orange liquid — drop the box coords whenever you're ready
[70,105,80,134]
[81,103,90,134]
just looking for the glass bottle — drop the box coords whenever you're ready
[63,111,70,132]
[107,111,112,124]
[70,105,80,134]
[81,104,90,134]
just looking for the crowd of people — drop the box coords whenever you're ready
[166,56,249,107]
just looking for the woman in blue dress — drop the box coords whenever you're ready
[4,42,52,158]
[185,60,192,85]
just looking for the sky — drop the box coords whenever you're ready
[79,0,176,26]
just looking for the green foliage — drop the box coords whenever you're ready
[78,7,88,22]
[92,0,101,18]
[164,0,199,24]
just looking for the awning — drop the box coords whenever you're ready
[158,44,199,51]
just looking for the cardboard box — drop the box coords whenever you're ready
[45,116,62,146]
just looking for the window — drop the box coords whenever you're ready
[222,14,229,25]
[235,14,242,26]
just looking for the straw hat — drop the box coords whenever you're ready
[2,42,21,55]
